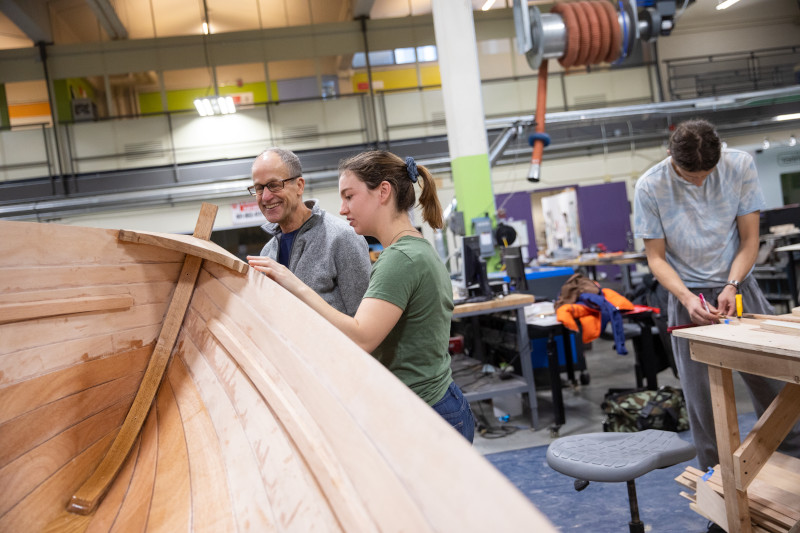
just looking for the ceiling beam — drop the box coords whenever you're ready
[0,0,52,43]
[85,0,128,40]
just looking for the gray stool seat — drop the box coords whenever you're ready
[547,429,696,482]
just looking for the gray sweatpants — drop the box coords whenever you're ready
[668,276,800,470]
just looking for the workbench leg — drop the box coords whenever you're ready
[516,307,539,430]
[546,331,565,437]
[708,365,752,533]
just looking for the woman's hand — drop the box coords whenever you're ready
[247,256,306,296]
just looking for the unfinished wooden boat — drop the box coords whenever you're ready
[0,205,555,532]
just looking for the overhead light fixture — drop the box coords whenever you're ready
[762,138,770,150]
[790,135,797,147]
[194,96,236,117]
[202,21,209,34]
[481,0,497,11]
[775,112,800,122]
[715,0,741,9]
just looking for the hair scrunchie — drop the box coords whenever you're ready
[405,156,419,183]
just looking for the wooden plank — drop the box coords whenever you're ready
[452,292,534,316]
[0,399,128,517]
[83,434,141,533]
[0,331,156,388]
[176,330,280,532]
[118,228,248,274]
[742,314,800,324]
[167,354,236,532]
[0,301,168,355]
[0,294,134,325]
[68,202,218,515]
[0,349,148,424]
[736,384,800,490]
[0,221,183,268]
[0,282,174,306]
[709,365,752,533]
[688,342,800,384]
[206,318,376,533]
[0,373,142,469]
[0,263,181,294]
[0,432,114,533]
[759,320,800,336]
[146,377,191,531]
[674,322,800,358]
[191,275,434,531]
[696,478,729,532]
[107,408,158,532]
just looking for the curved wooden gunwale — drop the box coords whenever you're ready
[0,219,556,532]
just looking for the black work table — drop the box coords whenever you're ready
[451,293,539,429]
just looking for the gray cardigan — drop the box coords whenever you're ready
[260,199,371,316]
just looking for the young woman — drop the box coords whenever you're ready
[248,150,474,442]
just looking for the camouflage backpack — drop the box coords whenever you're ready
[601,386,689,433]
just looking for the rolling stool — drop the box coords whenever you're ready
[546,430,696,533]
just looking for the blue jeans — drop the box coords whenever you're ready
[432,381,475,443]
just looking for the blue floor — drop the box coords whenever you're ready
[484,412,758,532]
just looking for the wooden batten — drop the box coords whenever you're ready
[68,203,218,515]
[0,294,134,326]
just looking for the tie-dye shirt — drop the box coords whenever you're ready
[633,149,764,288]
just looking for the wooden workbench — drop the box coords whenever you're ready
[673,320,800,532]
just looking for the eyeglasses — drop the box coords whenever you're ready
[248,176,300,196]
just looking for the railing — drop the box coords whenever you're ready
[0,63,657,187]
[665,46,800,100]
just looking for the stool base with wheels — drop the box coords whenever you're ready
[546,430,696,533]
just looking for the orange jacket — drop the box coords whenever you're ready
[555,288,634,345]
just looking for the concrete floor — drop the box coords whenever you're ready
[470,334,756,456]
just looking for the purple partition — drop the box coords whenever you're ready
[576,181,633,283]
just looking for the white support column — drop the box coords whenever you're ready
[431,0,496,235]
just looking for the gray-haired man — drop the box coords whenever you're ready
[248,147,370,316]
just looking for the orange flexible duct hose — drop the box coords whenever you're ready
[528,60,549,181]
[527,0,620,181]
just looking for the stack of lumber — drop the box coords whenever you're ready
[675,453,800,532]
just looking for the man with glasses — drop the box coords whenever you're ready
[249,147,370,316]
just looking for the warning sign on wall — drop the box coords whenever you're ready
[231,200,263,225]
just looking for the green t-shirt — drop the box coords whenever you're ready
[364,236,454,406]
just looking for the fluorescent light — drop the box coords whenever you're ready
[194,99,207,116]
[193,96,237,117]
[716,0,741,9]
[775,112,800,122]
[218,97,229,114]
[202,22,209,34]
[481,0,497,11]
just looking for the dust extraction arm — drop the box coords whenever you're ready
[513,0,694,181]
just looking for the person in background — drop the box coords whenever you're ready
[250,147,370,316]
[248,150,475,442]
[633,119,800,476]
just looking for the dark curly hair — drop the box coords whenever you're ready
[668,119,721,172]
[338,151,443,229]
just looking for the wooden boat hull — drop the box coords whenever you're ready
[0,219,555,532]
